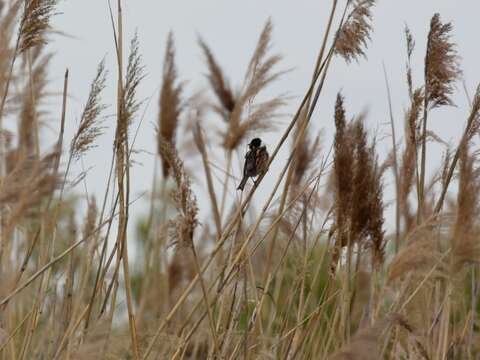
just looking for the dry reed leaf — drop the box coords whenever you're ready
[158,31,183,177]
[19,0,58,53]
[71,59,107,158]
[424,130,448,147]
[335,0,376,63]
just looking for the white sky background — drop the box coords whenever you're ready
[42,1,480,249]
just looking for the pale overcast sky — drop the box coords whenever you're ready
[45,1,480,237]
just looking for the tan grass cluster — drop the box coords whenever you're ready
[158,32,183,177]
[159,138,198,247]
[331,93,385,272]
[424,13,461,109]
[19,0,58,53]
[335,0,376,63]
[2,2,480,359]
[71,59,107,158]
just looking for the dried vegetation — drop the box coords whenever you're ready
[0,1,480,359]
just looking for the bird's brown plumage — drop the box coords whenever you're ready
[237,138,269,190]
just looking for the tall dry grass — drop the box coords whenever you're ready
[0,0,480,359]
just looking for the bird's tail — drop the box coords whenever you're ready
[237,176,248,191]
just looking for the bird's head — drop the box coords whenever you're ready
[248,138,262,149]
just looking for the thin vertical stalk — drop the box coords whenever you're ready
[382,63,400,253]
[113,0,140,358]
[220,149,233,222]
[26,49,40,158]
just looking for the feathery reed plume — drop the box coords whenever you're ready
[245,18,275,83]
[83,195,98,240]
[440,147,451,189]
[434,85,480,215]
[350,118,385,266]
[451,146,480,268]
[424,13,461,109]
[70,59,107,158]
[418,14,461,217]
[367,146,385,267]
[225,19,285,149]
[331,98,384,271]
[124,33,144,124]
[399,88,423,229]
[329,318,389,360]
[446,87,480,266]
[387,218,448,282]
[159,138,198,247]
[116,32,144,149]
[0,152,59,233]
[200,19,285,150]
[291,106,322,193]
[160,138,204,318]
[388,237,442,283]
[19,0,58,53]
[335,0,376,63]
[350,119,371,243]
[18,50,51,156]
[198,37,236,121]
[465,86,480,141]
[405,25,415,97]
[292,133,321,193]
[158,31,183,177]
[0,1,21,86]
[331,93,354,272]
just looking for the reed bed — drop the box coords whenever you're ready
[0,0,479,359]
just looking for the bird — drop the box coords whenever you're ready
[237,138,269,191]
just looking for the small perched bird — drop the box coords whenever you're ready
[237,138,269,191]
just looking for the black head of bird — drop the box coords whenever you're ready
[248,137,262,149]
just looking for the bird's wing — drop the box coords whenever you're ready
[244,150,256,175]
[256,147,269,173]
